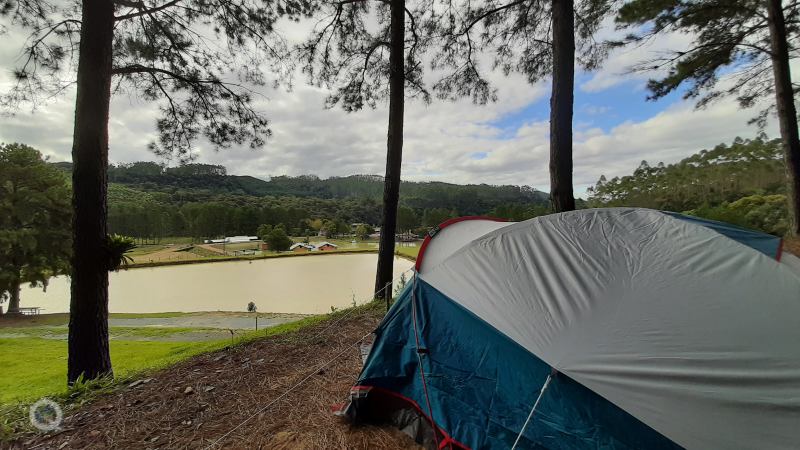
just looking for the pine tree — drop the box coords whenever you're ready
[428,0,616,212]
[615,0,800,236]
[1,0,312,383]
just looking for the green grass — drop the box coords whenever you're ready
[394,245,420,260]
[109,312,188,319]
[0,338,223,405]
[0,303,382,440]
[0,312,328,406]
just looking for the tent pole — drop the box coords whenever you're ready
[511,373,553,450]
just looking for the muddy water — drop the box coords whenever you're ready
[19,254,412,314]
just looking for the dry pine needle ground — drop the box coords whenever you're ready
[13,305,419,450]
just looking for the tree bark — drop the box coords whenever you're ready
[374,0,405,302]
[67,0,114,384]
[766,0,800,237]
[549,0,576,212]
[6,279,21,315]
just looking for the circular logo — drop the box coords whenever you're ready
[29,398,63,432]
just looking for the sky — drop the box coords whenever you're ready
[0,15,787,197]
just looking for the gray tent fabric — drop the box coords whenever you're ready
[419,208,800,450]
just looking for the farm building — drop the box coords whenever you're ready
[315,242,338,251]
[204,236,258,244]
[289,243,315,252]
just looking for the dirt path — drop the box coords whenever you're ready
[196,244,227,255]
[14,305,418,450]
[132,245,196,264]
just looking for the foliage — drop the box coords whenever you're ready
[394,272,407,296]
[105,234,137,271]
[614,0,800,125]
[297,0,431,111]
[247,302,257,313]
[490,203,551,221]
[0,0,315,161]
[256,224,273,242]
[0,143,71,307]
[321,219,338,238]
[685,195,789,237]
[588,137,785,209]
[265,225,292,252]
[67,161,549,241]
[396,206,417,232]
[355,223,372,240]
[429,0,614,103]
[588,137,789,235]
[421,207,457,227]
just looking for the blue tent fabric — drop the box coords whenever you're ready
[660,211,781,258]
[358,278,682,450]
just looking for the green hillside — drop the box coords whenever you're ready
[588,136,789,236]
[52,161,550,240]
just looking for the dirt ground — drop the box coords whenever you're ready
[12,306,419,450]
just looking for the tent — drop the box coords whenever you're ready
[344,208,800,449]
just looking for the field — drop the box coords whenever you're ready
[12,302,416,449]
[127,236,420,266]
[0,313,317,406]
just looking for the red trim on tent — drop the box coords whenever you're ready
[415,216,507,272]
[351,385,471,450]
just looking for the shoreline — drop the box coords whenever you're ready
[125,247,417,270]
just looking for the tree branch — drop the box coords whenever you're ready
[461,0,525,35]
[115,0,183,21]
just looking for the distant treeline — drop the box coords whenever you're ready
[48,163,551,240]
[588,137,789,236]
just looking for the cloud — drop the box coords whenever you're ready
[0,16,786,200]
[580,29,696,93]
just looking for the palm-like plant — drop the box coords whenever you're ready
[105,235,137,272]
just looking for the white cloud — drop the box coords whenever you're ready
[580,29,695,93]
[0,16,786,200]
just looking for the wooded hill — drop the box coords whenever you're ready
[51,162,549,240]
[588,137,789,236]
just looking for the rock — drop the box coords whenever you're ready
[184,386,194,395]
[204,386,215,392]
[89,430,101,437]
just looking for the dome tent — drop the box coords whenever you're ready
[344,208,800,449]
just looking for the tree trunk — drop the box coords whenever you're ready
[549,0,576,213]
[766,0,800,237]
[6,279,21,315]
[374,0,406,302]
[67,0,115,385]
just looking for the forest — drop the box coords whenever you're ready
[48,162,550,240]
[53,136,790,241]
[588,137,789,236]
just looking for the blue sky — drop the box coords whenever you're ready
[491,75,685,137]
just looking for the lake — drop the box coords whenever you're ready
[18,254,413,314]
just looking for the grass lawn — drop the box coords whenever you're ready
[394,245,420,260]
[0,338,222,404]
[0,315,325,406]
